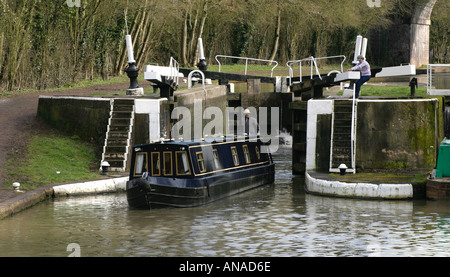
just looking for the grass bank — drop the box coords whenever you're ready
[3,131,101,191]
[356,84,427,98]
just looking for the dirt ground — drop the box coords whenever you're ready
[0,81,146,202]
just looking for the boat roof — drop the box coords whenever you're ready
[134,136,263,148]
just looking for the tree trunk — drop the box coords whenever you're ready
[136,19,154,69]
[181,10,188,66]
[192,2,208,66]
[268,7,281,62]
[188,9,199,63]
[410,0,437,67]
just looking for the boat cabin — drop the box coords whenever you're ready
[130,137,272,179]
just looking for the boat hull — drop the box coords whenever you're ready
[126,163,275,208]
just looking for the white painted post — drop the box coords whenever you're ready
[126,35,135,63]
[198,38,205,60]
[353,35,363,64]
[361,37,368,58]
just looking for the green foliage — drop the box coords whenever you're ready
[0,0,448,92]
[430,0,450,63]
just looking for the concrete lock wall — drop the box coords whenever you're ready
[173,85,228,139]
[37,96,111,149]
[308,98,443,172]
[37,96,169,153]
[356,99,442,170]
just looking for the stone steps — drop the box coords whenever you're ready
[101,99,135,172]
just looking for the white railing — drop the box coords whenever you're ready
[350,83,357,174]
[286,55,346,86]
[188,70,206,90]
[169,57,180,87]
[427,64,450,95]
[214,55,278,77]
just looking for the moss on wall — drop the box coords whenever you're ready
[356,99,440,171]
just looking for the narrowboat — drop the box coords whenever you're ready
[126,137,275,208]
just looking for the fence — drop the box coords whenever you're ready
[286,55,346,86]
[214,55,278,77]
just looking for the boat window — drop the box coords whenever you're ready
[163,152,173,176]
[242,145,251,164]
[176,151,191,175]
[134,152,147,176]
[196,152,206,173]
[151,152,160,176]
[255,146,261,160]
[231,146,239,166]
[212,149,221,169]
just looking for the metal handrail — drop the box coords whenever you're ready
[286,55,346,86]
[350,83,357,174]
[188,70,206,90]
[214,55,278,77]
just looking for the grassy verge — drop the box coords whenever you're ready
[3,132,101,191]
[356,84,428,98]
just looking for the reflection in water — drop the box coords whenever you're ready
[0,146,449,257]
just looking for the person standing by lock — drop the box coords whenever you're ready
[347,55,371,98]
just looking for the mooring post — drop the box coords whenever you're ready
[409,77,418,97]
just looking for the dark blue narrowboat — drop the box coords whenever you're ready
[126,137,275,208]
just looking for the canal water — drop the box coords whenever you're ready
[0,145,449,257]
